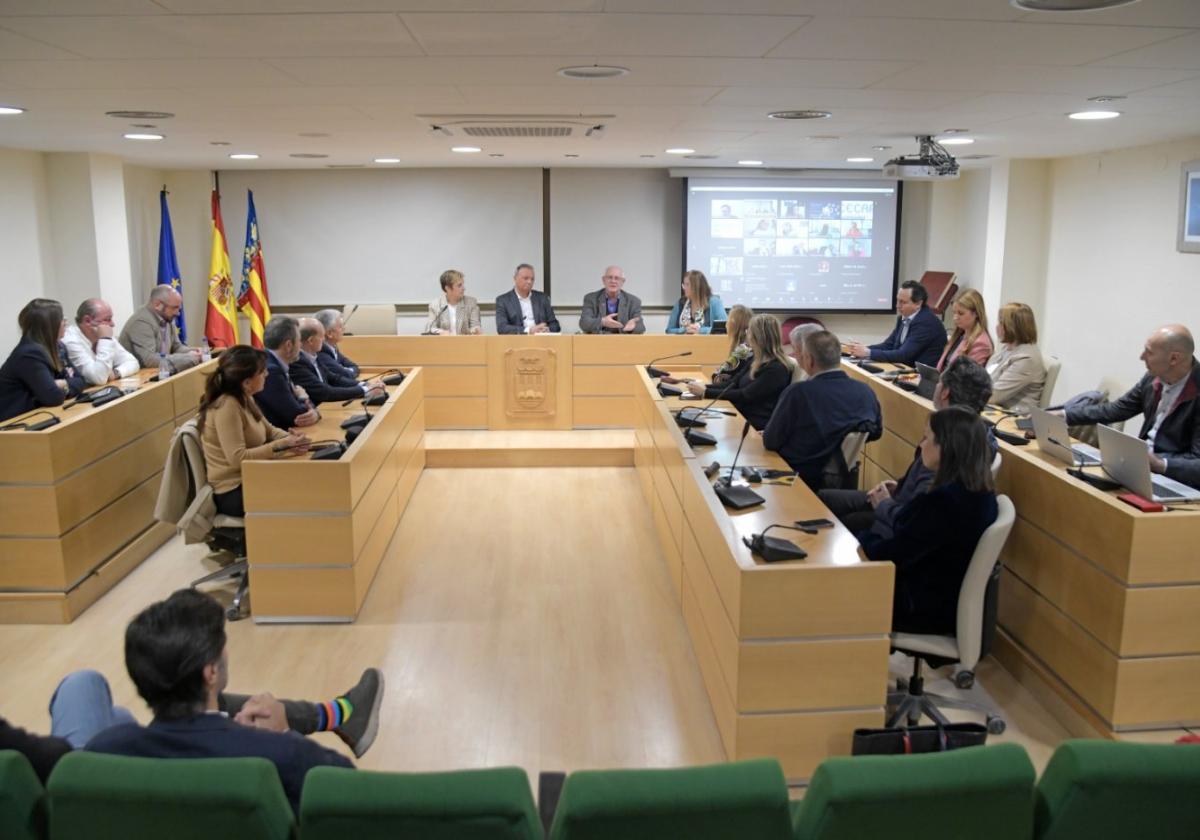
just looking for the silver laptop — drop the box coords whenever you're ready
[1030,407,1101,466]
[1096,424,1200,502]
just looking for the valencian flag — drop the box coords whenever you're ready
[157,188,187,342]
[238,190,272,349]
[204,190,239,348]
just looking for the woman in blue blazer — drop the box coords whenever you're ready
[666,270,726,334]
[0,299,76,423]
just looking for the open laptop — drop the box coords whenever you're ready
[1097,424,1200,502]
[1030,407,1101,466]
[915,362,940,400]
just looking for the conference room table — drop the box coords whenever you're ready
[843,359,1200,738]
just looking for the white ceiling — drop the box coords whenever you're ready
[0,0,1198,170]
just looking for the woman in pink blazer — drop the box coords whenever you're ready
[937,289,994,371]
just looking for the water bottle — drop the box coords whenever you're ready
[200,337,212,362]
[158,351,171,380]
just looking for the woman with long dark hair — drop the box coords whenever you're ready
[198,345,309,517]
[0,299,82,423]
[858,406,998,634]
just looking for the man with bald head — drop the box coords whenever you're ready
[119,285,201,373]
[288,317,385,405]
[579,265,644,334]
[1066,324,1200,488]
[62,298,140,385]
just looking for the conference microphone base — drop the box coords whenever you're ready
[683,428,717,447]
[382,373,405,386]
[1067,468,1122,492]
[646,365,670,379]
[675,412,707,429]
[714,481,765,510]
[340,413,371,430]
[744,534,807,563]
[658,383,684,397]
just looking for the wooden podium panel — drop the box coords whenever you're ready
[486,335,573,431]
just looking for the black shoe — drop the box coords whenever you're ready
[335,668,385,758]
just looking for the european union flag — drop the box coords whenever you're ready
[157,188,187,342]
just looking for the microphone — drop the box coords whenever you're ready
[1049,435,1121,490]
[341,304,359,336]
[361,368,405,386]
[681,375,740,448]
[1,410,60,431]
[743,524,809,563]
[90,386,124,407]
[713,422,765,509]
[646,351,693,379]
[422,304,449,335]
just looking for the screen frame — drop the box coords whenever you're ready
[680,175,904,315]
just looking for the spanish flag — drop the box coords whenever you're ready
[237,190,272,349]
[204,191,239,349]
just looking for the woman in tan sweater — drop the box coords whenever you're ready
[199,346,309,517]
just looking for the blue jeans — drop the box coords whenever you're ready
[49,669,136,749]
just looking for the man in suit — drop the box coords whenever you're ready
[62,298,140,385]
[579,265,645,334]
[764,329,882,491]
[118,285,201,373]
[255,315,319,429]
[847,280,947,367]
[314,309,361,379]
[495,263,560,335]
[1065,324,1200,489]
[290,318,385,406]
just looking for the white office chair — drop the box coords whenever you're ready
[785,355,806,384]
[886,494,1015,735]
[342,303,397,335]
[1039,355,1062,409]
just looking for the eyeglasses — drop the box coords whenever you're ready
[603,275,624,281]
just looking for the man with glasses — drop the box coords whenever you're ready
[62,298,140,385]
[846,280,946,368]
[579,265,645,334]
[119,285,201,373]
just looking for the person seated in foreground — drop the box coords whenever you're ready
[86,590,373,813]
[579,265,644,334]
[846,280,946,368]
[1064,324,1200,490]
[763,329,882,490]
[118,285,201,373]
[666,270,725,334]
[787,322,823,383]
[688,304,753,397]
[255,315,320,430]
[820,357,997,537]
[289,317,384,405]
[987,301,1047,414]
[61,298,140,385]
[425,269,482,335]
[936,288,993,371]
[495,263,560,334]
[0,298,82,423]
[313,309,361,378]
[859,407,999,635]
[687,314,790,431]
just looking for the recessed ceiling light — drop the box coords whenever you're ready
[939,137,975,146]
[846,157,875,163]
[665,147,695,155]
[0,105,26,115]
[557,64,630,80]
[451,146,482,153]
[229,153,259,160]
[290,153,329,159]
[768,110,832,120]
[1012,0,1139,10]
[123,132,163,141]
[738,160,764,166]
[1068,110,1121,120]
[373,157,400,163]
[106,110,173,120]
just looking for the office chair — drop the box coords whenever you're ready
[341,303,397,335]
[1039,355,1062,409]
[887,494,1015,735]
[991,449,1002,479]
[822,429,869,491]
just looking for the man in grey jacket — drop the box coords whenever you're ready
[119,285,201,373]
[579,265,644,334]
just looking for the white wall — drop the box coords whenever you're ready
[0,147,55,352]
[1042,135,1200,400]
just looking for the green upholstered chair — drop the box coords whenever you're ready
[0,750,47,840]
[299,765,542,839]
[547,759,793,840]
[1035,740,1200,840]
[791,743,1036,840]
[47,752,294,840]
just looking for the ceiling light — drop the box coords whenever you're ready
[373,157,400,163]
[123,133,163,141]
[557,65,630,80]
[665,147,695,155]
[451,146,481,153]
[106,110,173,120]
[939,137,975,145]
[1068,110,1121,120]
[1012,0,1139,10]
[846,157,875,163]
[738,160,764,166]
[941,128,970,134]
[229,153,259,160]
[768,110,832,120]
[489,153,505,158]
[0,105,26,115]
[1087,95,1126,103]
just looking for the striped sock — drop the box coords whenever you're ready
[316,697,354,731]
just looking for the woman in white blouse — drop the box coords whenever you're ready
[425,269,482,335]
[987,302,1047,414]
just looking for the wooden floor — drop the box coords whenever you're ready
[1,466,1191,782]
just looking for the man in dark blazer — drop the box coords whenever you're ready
[1066,324,1200,489]
[314,308,361,379]
[848,280,947,367]
[495,263,560,335]
[579,265,645,334]
[255,315,319,429]
[764,329,882,491]
[290,318,385,406]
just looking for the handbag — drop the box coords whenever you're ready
[851,722,987,756]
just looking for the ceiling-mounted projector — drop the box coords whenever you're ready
[882,136,960,180]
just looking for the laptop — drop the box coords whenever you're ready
[710,320,727,335]
[915,362,940,400]
[1097,424,1200,502]
[1030,407,1101,466]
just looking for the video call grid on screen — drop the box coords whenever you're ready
[685,177,902,313]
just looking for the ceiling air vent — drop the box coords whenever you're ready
[463,125,573,138]
[419,114,615,139]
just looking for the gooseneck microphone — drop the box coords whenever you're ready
[1048,435,1121,490]
[681,375,739,448]
[646,351,693,379]
[743,524,809,563]
[422,305,448,335]
[714,421,765,509]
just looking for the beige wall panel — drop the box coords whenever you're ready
[573,365,638,395]
[340,335,487,366]
[654,465,683,555]
[736,709,884,782]
[1112,653,1200,728]
[244,460,353,514]
[1128,515,1200,585]
[737,638,890,713]
[682,475,743,634]
[572,334,728,366]
[250,567,357,620]
[652,489,682,604]
[352,487,401,613]
[572,396,636,428]
[681,572,736,760]
[425,397,487,429]
[1122,585,1200,657]
[739,565,895,639]
[246,514,354,568]
[420,365,487,397]
[0,593,69,624]
[861,457,894,487]
[61,522,174,622]
[682,536,740,704]
[395,444,425,515]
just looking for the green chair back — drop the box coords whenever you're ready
[792,743,1035,840]
[300,765,542,839]
[47,752,294,840]
[0,750,47,840]
[1035,739,1200,840]
[547,759,792,840]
